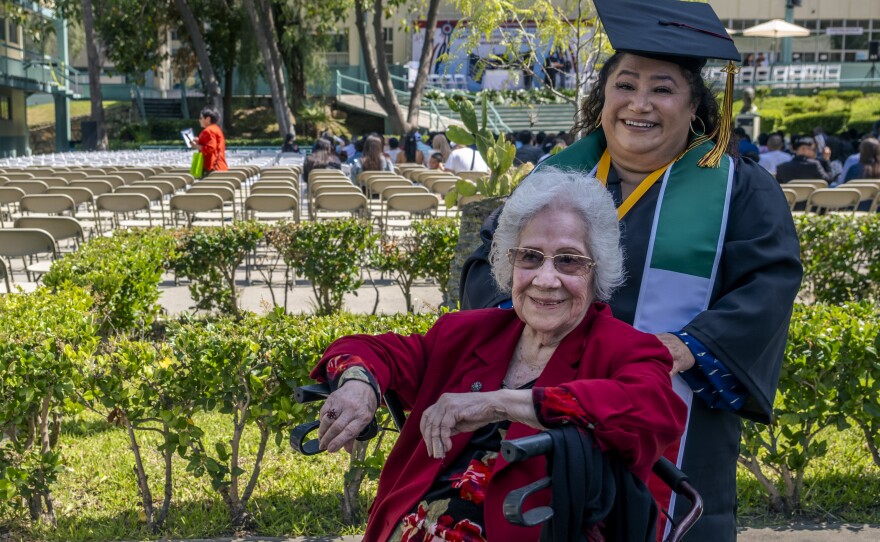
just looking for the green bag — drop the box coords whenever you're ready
[190,151,204,179]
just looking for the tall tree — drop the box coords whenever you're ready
[93,0,170,84]
[449,0,606,133]
[174,0,224,120]
[201,0,249,132]
[81,0,108,149]
[354,0,442,134]
[243,0,293,138]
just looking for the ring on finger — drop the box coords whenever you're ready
[325,408,338,421]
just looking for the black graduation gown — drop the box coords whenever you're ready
[459,157,803,541]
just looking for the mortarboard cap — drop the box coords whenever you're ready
[593,0,741,167]
[592,0,739,67]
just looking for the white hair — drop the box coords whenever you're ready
[489,166,625,301]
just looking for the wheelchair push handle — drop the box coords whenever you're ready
[289,382,379,455]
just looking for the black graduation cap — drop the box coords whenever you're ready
[593,0,741,168]
[593,0,740,67]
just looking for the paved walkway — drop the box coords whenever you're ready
[158,281,880,541]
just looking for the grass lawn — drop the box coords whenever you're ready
[1,408,877,541]
[27,101,123,127]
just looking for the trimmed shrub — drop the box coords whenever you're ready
[784,111,848,136]
[42,229,176,336]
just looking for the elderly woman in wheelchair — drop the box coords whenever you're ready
[308,168,687,541]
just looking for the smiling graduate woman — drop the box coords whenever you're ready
[459,0,804,540]
[309,167,688,541]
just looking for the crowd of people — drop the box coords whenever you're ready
[739,125,880,186]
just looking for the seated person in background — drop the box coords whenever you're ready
[428,152,445,171]
[734,127,760,162]
[514,130,543,165]
[396,130,426,165]
[349,135,394,184]
[312,168,687,541]
[775,136,831,184]
[281,133,299,153]
[444,143,490,173]
[840,137,880,184]
[302,138,342,183]
[386,137,402,164]
[758,134,793,177]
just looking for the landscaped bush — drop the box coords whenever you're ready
[783,111,849,137]
[795,214,880,304]
[0,287,99,524]
[739,301,880,516]
[167,222,267,316]
[42,229,176,337]
[268,219,378,315]
[374,218,459,311]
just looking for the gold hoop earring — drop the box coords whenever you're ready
[595,116,603,129]
[690,117,706,136]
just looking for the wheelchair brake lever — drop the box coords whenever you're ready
[502,477,553,526]
[289,417,380,455]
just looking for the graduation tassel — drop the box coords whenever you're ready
[698,60,740,168]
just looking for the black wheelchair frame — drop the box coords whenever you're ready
[290,382,702,542]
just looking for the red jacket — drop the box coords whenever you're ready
[197,123,228,172]
[314,304,686,541]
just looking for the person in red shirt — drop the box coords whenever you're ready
[195,106,228,174]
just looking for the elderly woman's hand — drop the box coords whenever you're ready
[420,390,542,459]
[317,381,378,453]
[656,333,696,376]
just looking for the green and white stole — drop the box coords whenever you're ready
[541,130,734,531]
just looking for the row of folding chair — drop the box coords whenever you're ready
[782,179,880,214]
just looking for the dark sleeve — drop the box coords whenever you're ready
[459,204,511,310]
[682,159,803,423]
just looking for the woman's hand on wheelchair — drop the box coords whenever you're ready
[317,381,378,453]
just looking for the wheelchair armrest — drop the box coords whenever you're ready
[289,381,380,456]
[295,382,333,404]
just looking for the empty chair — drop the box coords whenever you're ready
[5,180,49,195]
[0,228,58,291]
[312,192,369,220]
[20,194,78,217]
[367,178,412,200]
[381,193,439,233]
[70,180,114,197]
[0,172,35,180]
[187,185,236,218]
[786,179,828,190]
[14,216,85,252]
[806,188,861,214]
[95,193,154,232]
[115,185,168,224]
[0,186,26,227]
[308,169,348,183]
[250,186,299,198]
[169,193,226,227]
[782,184,813,212]
[32,177,69,188]
[92,175,126,189]
[113,170,147,184]
[245,194,300,222]
[149,174,191,190]
[456,170,489,182]
[781,188,797,211]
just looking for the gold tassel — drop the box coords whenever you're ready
[698,60,740,168]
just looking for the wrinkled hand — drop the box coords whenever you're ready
[655,333,696,377]
[317,381,377,453]
[419,392,501,459]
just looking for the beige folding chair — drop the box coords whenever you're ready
[187,185,236,218]
[308,169,348,183]
[169,193,226,227]
[312,192,369,220]
[250,186,299,198]
[0,186,26,227]
[245,194,300,222]
[93,175,126,189]
[381,193,439,234]
[114,170,147,184]
[787,179,828,190]
[115,185,168,225]
[0,172,36,180]
[149,174,191,191]
[32,177,69,188]
[15,216,85,252]
[805,188,861,214]
[367,178,412,200]
[843,184,879,209]
[0,228,58,290]
[20,194,78,217]
[457,170,490,182]
[420,173,459,190]
[95,193,154,232]
[52,171,89,182]
[5,180,49,195]
[781,188,797,211]
[70,180,114,197]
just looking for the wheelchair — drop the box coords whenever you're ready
[290,382,702,542]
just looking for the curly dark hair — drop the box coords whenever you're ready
[572,52,721,143]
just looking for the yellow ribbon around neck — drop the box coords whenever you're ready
[596,150,674,220]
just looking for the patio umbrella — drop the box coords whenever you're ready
[742,19,810,64]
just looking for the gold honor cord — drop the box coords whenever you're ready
[596,150,675,221]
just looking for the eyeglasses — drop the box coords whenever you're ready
[507,247,596,275]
